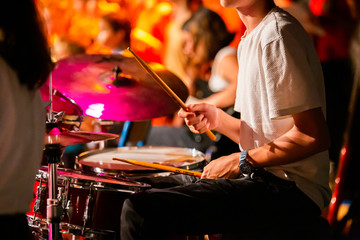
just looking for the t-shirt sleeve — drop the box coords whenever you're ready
[262,35,323,119]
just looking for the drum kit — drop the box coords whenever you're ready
[29,53,207,240]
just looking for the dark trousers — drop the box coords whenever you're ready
[0,214,33,240]
[121,171,323,240]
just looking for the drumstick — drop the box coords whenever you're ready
[112,157,202,178]
[127,47,216,141]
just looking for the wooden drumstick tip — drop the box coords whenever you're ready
[206,130,216,141]
[112,157,203,178]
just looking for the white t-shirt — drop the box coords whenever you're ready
[234,7,331,210]
[0,57,45,214]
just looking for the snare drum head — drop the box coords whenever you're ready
[77,146,206,174]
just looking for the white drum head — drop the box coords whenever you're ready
[77,146,206,173]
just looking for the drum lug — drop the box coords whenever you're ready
[82,182,94,235]
[59,179,70,209]
[64,196,73,222]
[34,178,46,216]
[62,179,73,222]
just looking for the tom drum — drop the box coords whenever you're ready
[27,166,149,239]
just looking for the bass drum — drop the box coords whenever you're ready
[76,146,207,178]
[27,167,150,239]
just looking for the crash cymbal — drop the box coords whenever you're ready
[40,85,83,116]
[45,127,119,146]
[50,54,189,121]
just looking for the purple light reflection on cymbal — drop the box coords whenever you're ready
[50,54,189,121]
[40,85,83,116]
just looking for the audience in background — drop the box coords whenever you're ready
[51,36,86,61]
[162,0,203,81]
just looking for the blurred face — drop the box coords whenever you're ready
[97,19,115,48]
[182,31,195,57]
[97,19,125,49]
[181,30,206,65]
[183,30,209,66]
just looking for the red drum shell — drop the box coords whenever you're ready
[27,167,149,238]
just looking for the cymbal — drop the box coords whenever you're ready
[40,85,83,116]
[45,127,119,146]
[50,54,189,121]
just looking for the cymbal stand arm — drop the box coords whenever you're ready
[49,73,54,123]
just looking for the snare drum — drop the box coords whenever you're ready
[76,146,206,178]
[27,167,149,238]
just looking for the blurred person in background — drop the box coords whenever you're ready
[83,12,150,149]
[51,36,86,61]
[79,13,133,149]
[0,0,53,238]
[162,0,203,81]
[96,13,132,54]
[181,7,238,109]
[150,0,203,127]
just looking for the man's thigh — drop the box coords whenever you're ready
[126,176,303,236]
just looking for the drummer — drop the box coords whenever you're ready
[0,1,53,239]
[120,0,332,239]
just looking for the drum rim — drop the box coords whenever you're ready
[76,146,206,174]
[60,222,117,239]
[37,167,150,190]
[27,216,117,239]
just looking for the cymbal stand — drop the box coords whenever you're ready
[44,142,63,240]
[45,73,62,240]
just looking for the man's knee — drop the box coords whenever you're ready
[121,198,145,239]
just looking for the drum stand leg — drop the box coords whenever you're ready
[44,144,63,240]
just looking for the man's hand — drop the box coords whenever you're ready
[178,103,219,134]
[201,152,241,179]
